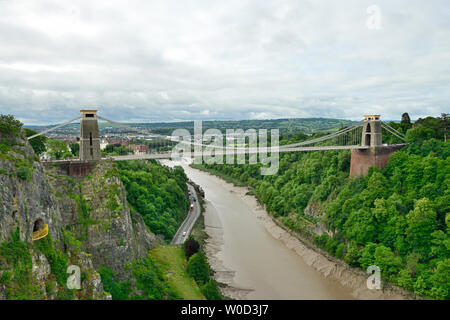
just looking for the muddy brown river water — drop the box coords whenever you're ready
[161,160,406,300]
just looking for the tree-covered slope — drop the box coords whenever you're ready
[194,115,449,299]
[116,160,189,242]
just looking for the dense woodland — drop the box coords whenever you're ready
[194,114,449,299]
[116,160,189,242]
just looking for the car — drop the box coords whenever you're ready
[182,231,187,236]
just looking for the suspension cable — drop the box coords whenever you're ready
[382,122,406,138]
[27,116,82,140]
[381,124,406,141]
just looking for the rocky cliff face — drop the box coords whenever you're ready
[0,132,160,298]
[0,135,63,244]
[45,160,162,280]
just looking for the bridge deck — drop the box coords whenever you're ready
[111,145,370,161]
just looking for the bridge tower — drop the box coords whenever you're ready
[80,110,101,161]
[350,115,402,177]
[361,115,382,147]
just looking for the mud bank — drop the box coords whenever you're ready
[197,169,418,300]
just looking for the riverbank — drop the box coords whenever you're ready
[189,164,420,300]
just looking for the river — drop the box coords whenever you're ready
[161,160,364,300]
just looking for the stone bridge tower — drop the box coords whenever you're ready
[361,115,382,147]
[350,115,403,177]
[80,110,101,161]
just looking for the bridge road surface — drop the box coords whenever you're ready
[171,184,201,245]
[112,145,371,161]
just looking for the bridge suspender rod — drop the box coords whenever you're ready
[281,123,363,149]
[381,124,406,141]
[382,122,406,138]
[97,115,165,139]
[27,116,82,140]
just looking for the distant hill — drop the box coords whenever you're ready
[25,117,357,137]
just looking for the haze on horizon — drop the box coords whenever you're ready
[0,0,449,125]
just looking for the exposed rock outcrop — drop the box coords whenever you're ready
[44,160,162,281]
[0,132,161,298]
[0,138,63,244]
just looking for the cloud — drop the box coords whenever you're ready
[0,0,449,124]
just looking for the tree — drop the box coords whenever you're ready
[0,114,23,136]
[186,252,210,286]
[70,142,80,157]
[373,245,403,278]
[184,238,200,260]
[406,117,444,142]
[200,280,222,300]
[344,241,361,267]
[429,258,450,299]
[406,198,437,257]
[46,139,70,160]
[401,112,411,125]
[400,112,412,132]
[359,242,378,270]
[24,128,47,155]
[105,143,132,156]
[440,113,449,142]
[430,230,450,260]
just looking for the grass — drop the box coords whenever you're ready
[149,246,205,300]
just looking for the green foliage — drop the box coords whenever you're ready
[184,237,200,260]
[0,114,23,136]
[69,142,80,157]
[405,198,437,258]
[0,229,42,299]
[200,279,222,300]
[33,235,69,286]
[358,242,377,270]
[0,271,12,284]
[186,252,210,286]
[429,259,450,299]
[25,128,47,155]
[117,160,189,241]
[195,115,449,299]
[104,143,132,156]
[16,166,33,181]
[344,242,361,267]
[373,245,403,279]
[98,266,132,300]
[61,229,82,254]
[132,255,179,300]
[46,139,71,160]
[0,229,32,284]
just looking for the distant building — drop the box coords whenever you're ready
[130,144,149,155]
[100,138,109,150]
[108,140,130,147]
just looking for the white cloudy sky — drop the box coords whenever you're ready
[0,0,449,124]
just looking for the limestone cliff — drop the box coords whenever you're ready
[0,131,161,299]
[44,160,162,280]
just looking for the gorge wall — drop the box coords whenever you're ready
[0,131,161,299]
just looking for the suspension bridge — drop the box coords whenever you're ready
[28,110,407,177]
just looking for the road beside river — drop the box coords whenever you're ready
[161,160,407,300]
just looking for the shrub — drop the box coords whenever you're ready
[184,238,200,260]
[0,114,23,136]
[186,252,210,286]
[34,235,69,286]
[335,243,346,259]
[325,237,338,256]
[200,279,222,300]
[17,167,32,181]
[0,271,12,284]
